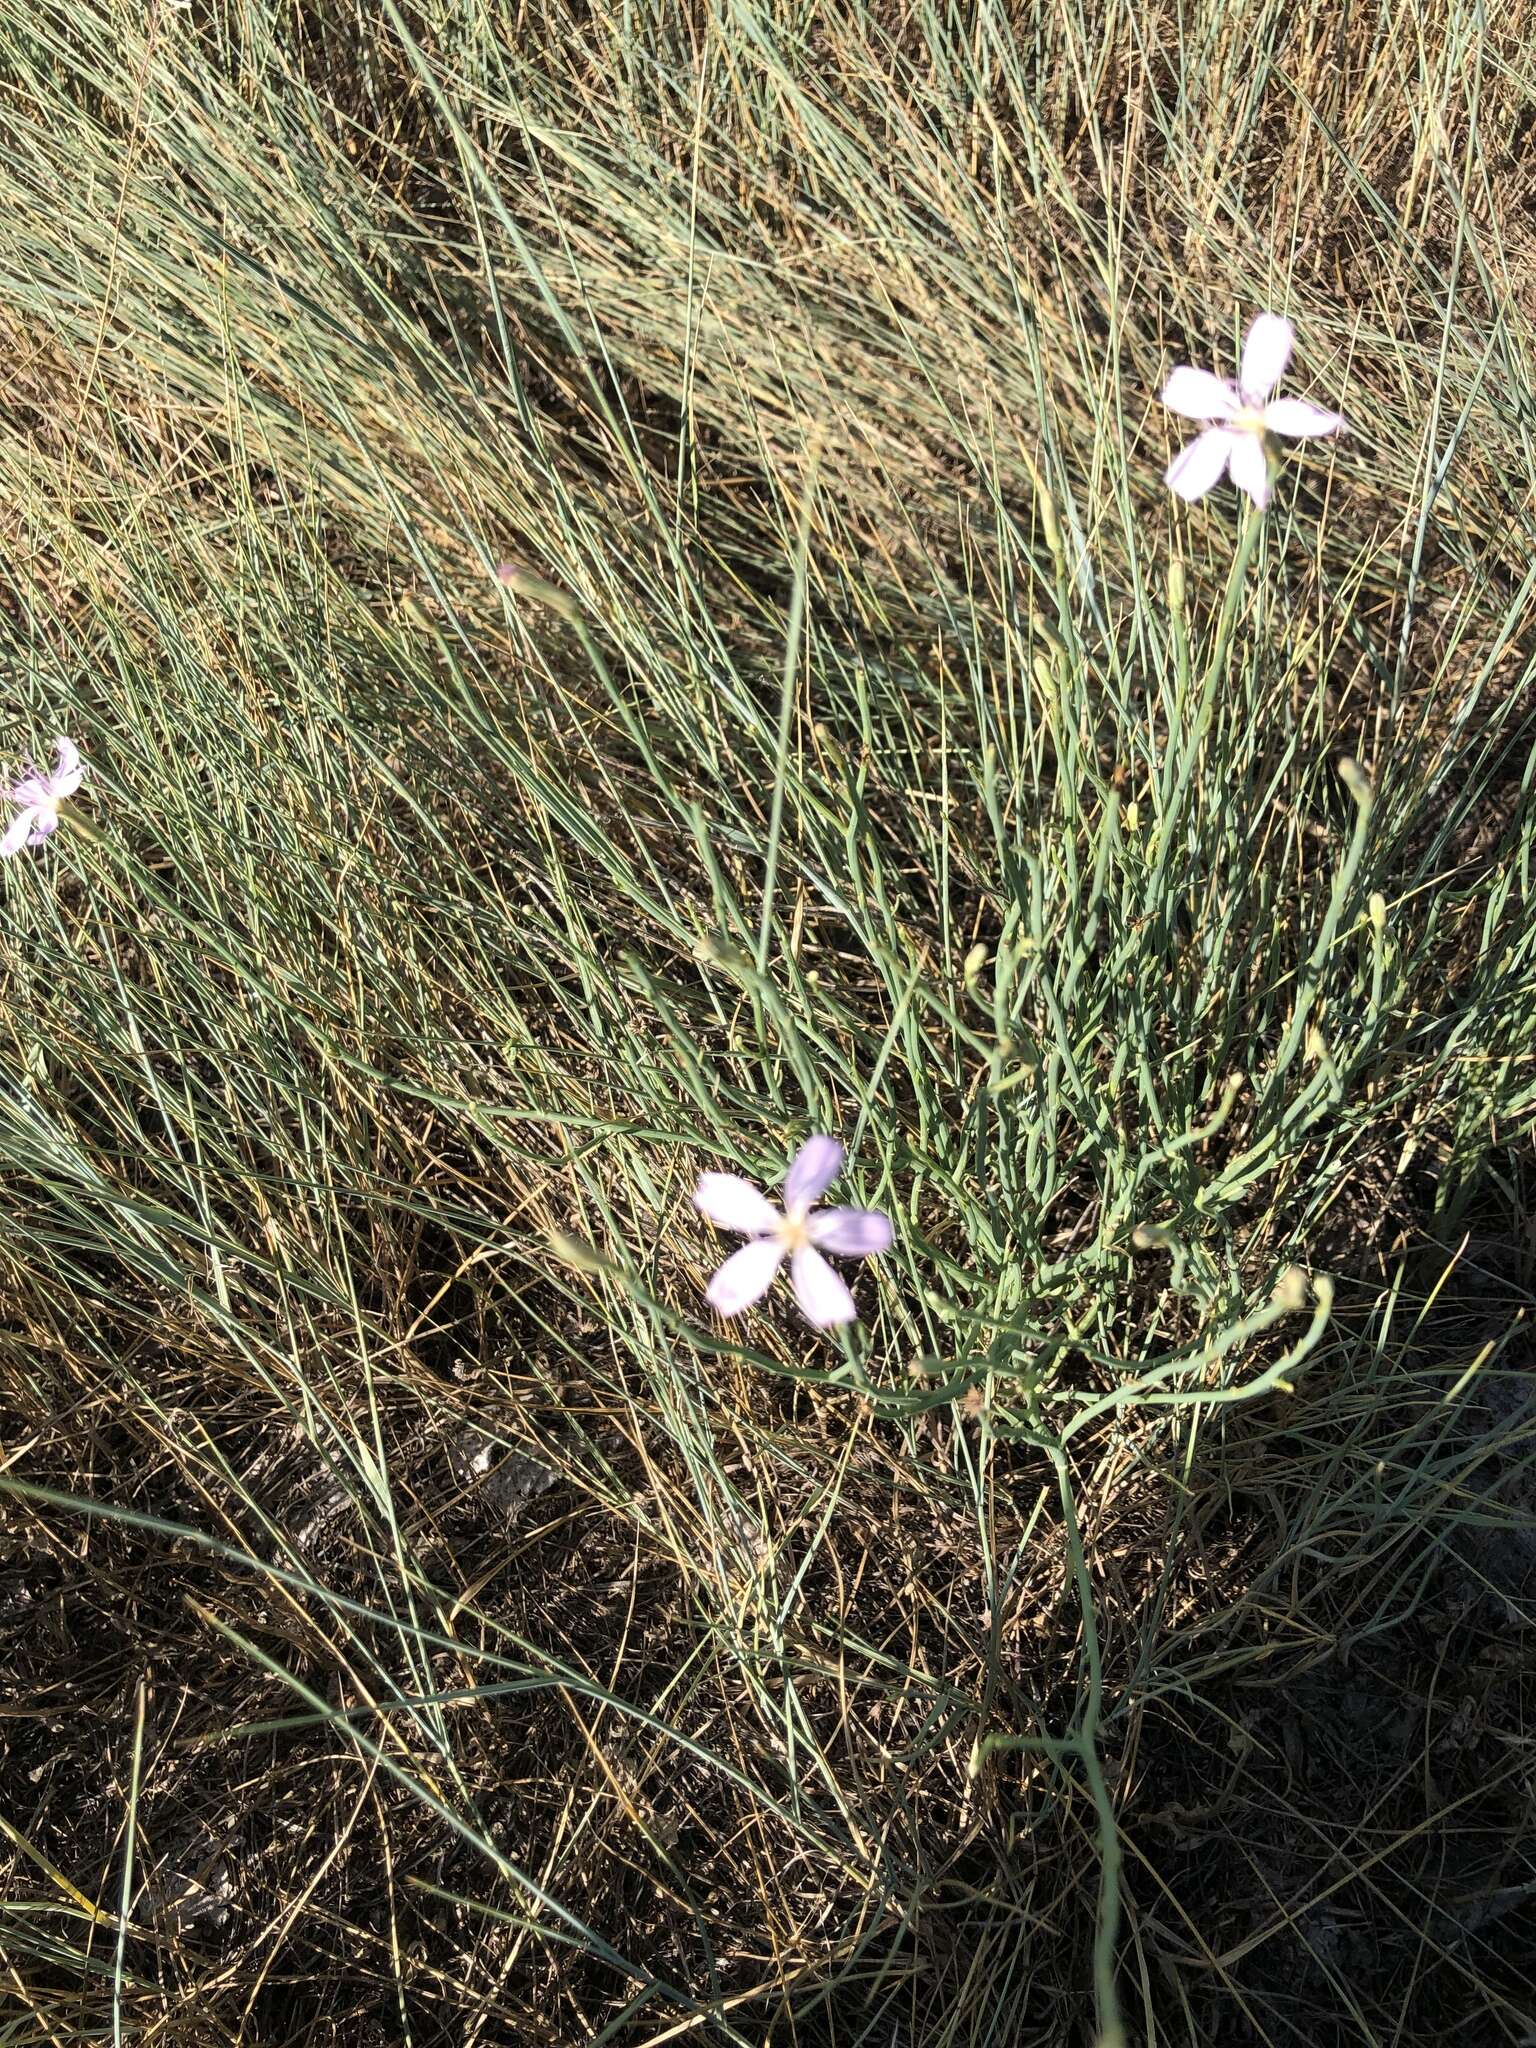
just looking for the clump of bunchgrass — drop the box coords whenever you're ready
[2,0,1535,2043]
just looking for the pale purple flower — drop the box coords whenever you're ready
[1,739,85,858]
[694,1135,892,1330]
[1161,313,1344,510]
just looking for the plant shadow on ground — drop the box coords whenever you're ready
[3,0,1536,2042]
[3,1217,1534,2045]
[1111,1237,1536,2045]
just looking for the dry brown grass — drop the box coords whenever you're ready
[2,0,1535,2043]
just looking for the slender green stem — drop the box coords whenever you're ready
[757,441,823,976]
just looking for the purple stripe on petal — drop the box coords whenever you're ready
[0,807,41,858]
[1239,313,1293,403]
[783,1135,843,1209]
[789,1245,858,1329]
[705,1237,785,1317]
[1165,428,1234,502]
[1226,433,1271,509]
[1160,366,1239,421]
[1261,398,1345,440]
[693,1172,781,1235]
[808,1207,893,1257]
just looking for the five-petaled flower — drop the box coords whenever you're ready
[694,1135,892,1330]
[1,739,85,858]
[1161,313,1344,510]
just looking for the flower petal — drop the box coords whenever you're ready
[808,1207,893,1257]
[1240,314,1293,402]
[1261,398,1345,440]
[783,1135,843,1209]
[1160,366,1239,421]
[7,773,48,806]
[705,1237,786,1317]
[0,806,41,858]
[1226,432,1272,509]
[25,814,58,848]
[49,738,83,797]
[790,1245,859,1329]
[1165,428,1235,502]
[693,1172,781,1235]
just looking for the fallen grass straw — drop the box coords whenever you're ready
[2,0,1535,2041]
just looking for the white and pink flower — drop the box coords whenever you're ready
[1162,313,1344,510]
[1,739,85,857]
[694,1136,892,1330]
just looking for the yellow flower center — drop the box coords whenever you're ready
[1232,405,1268,435]
[776,1207,813,1252]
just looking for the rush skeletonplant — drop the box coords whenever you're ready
[2,2,1534,2044]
